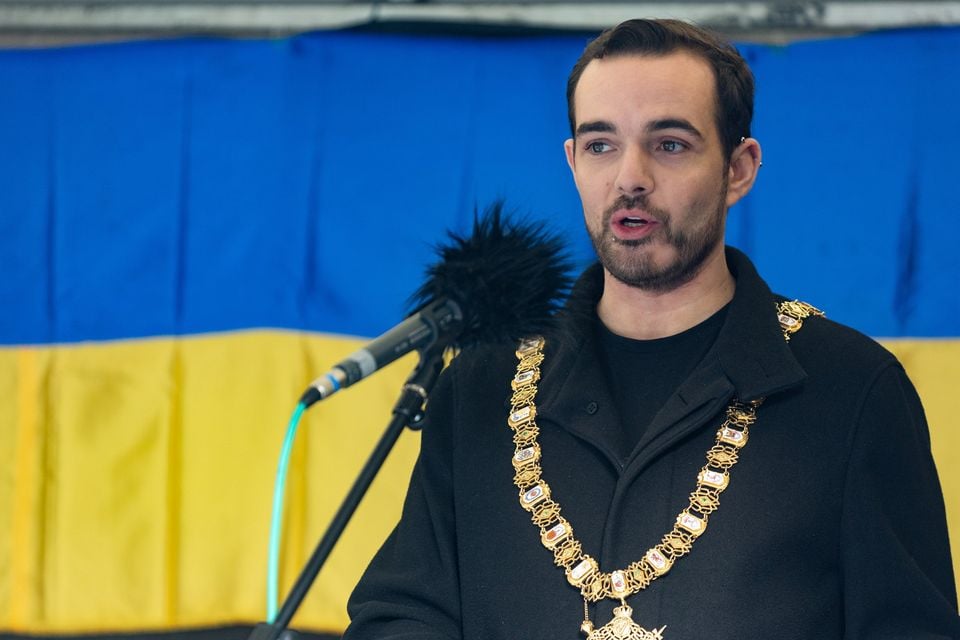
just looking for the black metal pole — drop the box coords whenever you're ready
[249,344,447,640]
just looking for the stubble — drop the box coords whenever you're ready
[587,179,728,292]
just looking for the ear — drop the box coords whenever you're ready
[564,138,576,174]
[725,137,762,208]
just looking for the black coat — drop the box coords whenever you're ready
[344,248,959,639]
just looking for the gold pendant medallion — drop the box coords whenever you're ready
[585,604,665,640]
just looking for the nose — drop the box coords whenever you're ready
[615,145,653,195]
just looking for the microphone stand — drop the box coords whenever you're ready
[248,341,448,640]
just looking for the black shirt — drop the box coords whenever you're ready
[595,304,729,462]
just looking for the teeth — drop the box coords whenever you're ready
[623,217,647,227]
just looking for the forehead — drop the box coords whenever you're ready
[573,51,718,136]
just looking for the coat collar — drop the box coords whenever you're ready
[714,247,808,401]
[534,247,807,467]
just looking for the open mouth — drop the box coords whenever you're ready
[621,215,650,228]
[610,209,661,239]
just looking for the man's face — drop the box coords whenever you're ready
[565,51,736,292]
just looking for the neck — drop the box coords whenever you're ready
[596,245,735,340]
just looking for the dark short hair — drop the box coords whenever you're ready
[567,19,754,160]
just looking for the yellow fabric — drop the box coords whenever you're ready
[884,339,960,592]
[1,332,958,634]
[1,331,420,634]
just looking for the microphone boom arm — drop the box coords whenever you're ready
[250,340,449,640]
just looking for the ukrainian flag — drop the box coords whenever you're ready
[1,26,958,638]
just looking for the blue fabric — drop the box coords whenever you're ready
[737,28,960,337]
[1,28,957,344]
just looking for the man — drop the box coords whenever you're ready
[343,19,959,639]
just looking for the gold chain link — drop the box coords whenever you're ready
[507,301,822,603]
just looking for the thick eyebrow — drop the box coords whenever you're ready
[575,118,705,140]
[646,118,704,140]
[574,120,616,138]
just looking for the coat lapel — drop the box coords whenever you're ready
[529,248,810,478]
[535,314,626,469]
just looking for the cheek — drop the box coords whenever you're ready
[575,168,613,201]
[582,186,610,216]
[572,172,593,203]
[685,171,726,205]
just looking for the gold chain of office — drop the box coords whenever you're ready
[506,300,823,639]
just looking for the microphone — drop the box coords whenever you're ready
[299,202,572,408]
[299,297,463,407]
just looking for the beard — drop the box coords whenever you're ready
[587,179,728,292]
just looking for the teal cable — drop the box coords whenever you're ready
[266,401,306,623]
